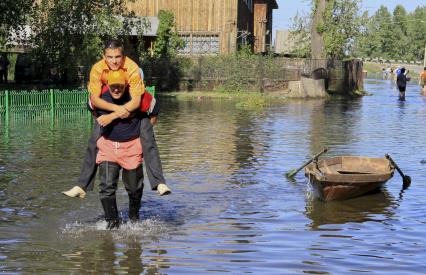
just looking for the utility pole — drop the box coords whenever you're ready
[422,21,426,67]
[424,43,426,67]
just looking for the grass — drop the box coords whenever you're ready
[162,90,287,111]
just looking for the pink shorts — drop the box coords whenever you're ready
[96,136,143,170]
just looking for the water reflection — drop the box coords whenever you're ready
[1,80,426,274]
[62,235,155,273]
[305,190,396,229]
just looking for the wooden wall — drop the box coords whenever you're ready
[253,0,275,53]
[253,1,267,53]
[126,0,240,54]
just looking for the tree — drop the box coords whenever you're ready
[288,12,311,57]
[29,0,145,83]
[322,0,364,58]
[355,6,393,59]
[0,0,33,48]
[353,11,377,58]
[406,7,426,61]
[390,5,409,59]
[153,10,185,58]
[354,5,425,62]
[292,0,365,59]
[311,0,327,59]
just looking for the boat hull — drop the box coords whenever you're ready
[305,156,395,201]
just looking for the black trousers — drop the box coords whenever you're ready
[77,117,166,191]
[98,161,143,201]
[0,69,7,83]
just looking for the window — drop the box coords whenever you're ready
[178,33,220,55]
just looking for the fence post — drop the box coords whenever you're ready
[50,89,55,125]
[5,90,9,122]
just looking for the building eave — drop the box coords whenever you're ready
[269,0,278,9]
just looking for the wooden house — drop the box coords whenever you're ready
[126,0,278,55]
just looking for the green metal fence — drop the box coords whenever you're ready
[146,86,155,97]
[0,89,87,115]
[0,90,6,114]
[0,86,156,119]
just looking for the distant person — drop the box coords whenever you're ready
[382,67,387,80]
[385,67,391,80]
[392,67,401,82]
[395,67,402,76]
[0,53,10,83]
[396,67,410,101]
[420,67,426,95]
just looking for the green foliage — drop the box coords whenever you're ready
[140,56,184,91]
[26,0,145,84]
[236,44,254,57]
[290,0,365,59]
[289,13,311,57]
[235,96,267,111]
[355,5,426,61]
[406,7,426,61]
[390,5,409,59]
[322,0,364,58]
[153,10,185,58]
[196,55,260,92]
[354,7,393,59]
[141,54,292,93]
[0,0,32,48]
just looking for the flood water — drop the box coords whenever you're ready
[1,79,426,274]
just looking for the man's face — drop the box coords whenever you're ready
[108,84,126,99]
[104,48,123,71]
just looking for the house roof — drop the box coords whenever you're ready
[128,16,159,36]
[254,0,278,9]
[269,0,278,9]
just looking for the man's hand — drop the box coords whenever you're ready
[113,105,130,119]
[97,113,118,127]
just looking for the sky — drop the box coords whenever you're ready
[273,0,424,32]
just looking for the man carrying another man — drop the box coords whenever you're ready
[62,39,171,199]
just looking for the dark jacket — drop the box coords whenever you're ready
[397,74,409,88]
[95,91,141,142]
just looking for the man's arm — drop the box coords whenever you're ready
[97,112,120,127]
[122,64,144,112]
[87,64,129,117]
[123,95,141,113]
[90,95,129,118]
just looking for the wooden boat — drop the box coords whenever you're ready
[304,156,395,201]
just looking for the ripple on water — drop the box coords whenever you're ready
[61,218,171,241]
[1,82,426,274]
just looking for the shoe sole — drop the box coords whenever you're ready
[61,191,86,199]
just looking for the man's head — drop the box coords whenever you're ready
[400,68,406,74]
[103,39,124,71]
[106,70,127,99]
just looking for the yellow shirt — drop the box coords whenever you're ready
[88,56,144,98]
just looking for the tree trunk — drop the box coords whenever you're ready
[311,0,326,60]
